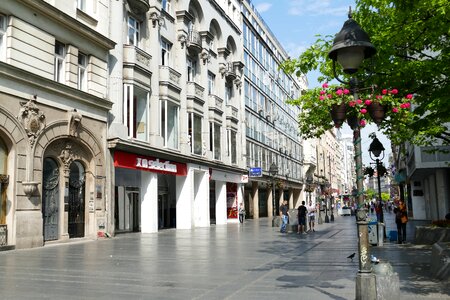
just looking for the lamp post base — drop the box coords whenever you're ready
[355,272,377,300]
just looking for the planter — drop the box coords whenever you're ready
[347,114,359,130]
[415,226,450,245]
[330,103,347,128]
[368,102,386,124]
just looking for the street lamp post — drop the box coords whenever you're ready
[269,162,278,225]
[324,183,330,223]
[369,136,386,237]
[328,10,377,300]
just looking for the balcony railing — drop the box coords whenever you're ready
[187,30,202,53]
[123,45,152,74]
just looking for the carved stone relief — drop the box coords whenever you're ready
[68,109,82,136]
[18,96,46,146]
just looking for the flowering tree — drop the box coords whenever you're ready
[289,82,414,144]
[282,0,450,146]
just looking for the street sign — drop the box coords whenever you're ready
[249,167,262,177]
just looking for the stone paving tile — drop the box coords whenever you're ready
[0,212,448,299]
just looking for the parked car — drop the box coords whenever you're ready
[338,206,352,216]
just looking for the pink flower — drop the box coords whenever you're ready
[392,107,399,113]
[400,103,406,109]
[365,99,372,106]
[360,119,366,127]
[336,89,343,96]
[343,89,350,95]
[390,89,398,95]
[320,90,326,95]
[361,108,367,114]
[405,102,411,108]
[327,94,333,99]
[319,96,325,101]
[322,82,329,88]
[356,99,363,105]
[348,101,356,107]
[376,95,383,100]
[406,94,413,99]
[382,89,388,95]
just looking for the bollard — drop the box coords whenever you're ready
[373,261,400,300]
[378,222,385,246]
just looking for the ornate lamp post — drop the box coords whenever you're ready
[369,136,386,236]
[269,162,279,223]
[328,10,377,300]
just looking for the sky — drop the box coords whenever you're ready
[251,0,392,166]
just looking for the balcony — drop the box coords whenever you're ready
[159,66,182,98]
[225,62,237,81]
[187,30,202,54]
[127,0,150,15]
[226,104,239,124]
[123,45,152,77]
[208,94,224,120]
[186,82,205,112]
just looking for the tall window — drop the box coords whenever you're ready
[227,129,237,164]
[77,53,87,91]
[161,100,179,149]
[54,41,65,83]
[188,113,202,155]
[77,0,86,11]
[187,57,196,82]
[0,14,5,61]
[127,16,140,46]
[208,72,215,95]
[161,40,171,66]
[162,0,171,13]
[225,82,232,104]
[209,122,221,160]
[124,85,149,141]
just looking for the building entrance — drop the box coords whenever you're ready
[115,186,140,232]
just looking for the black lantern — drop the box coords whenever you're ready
[329,13,376,74]
[368,137,385,159]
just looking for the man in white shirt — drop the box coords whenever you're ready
[307,200,316,232]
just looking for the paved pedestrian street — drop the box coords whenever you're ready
[0,213,448,299]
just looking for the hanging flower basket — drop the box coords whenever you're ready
[347,114,360,130]
[367,102,386,125]
[330,103,347,128]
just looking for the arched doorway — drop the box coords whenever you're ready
[0,138,7,225]
[42,158,60,241]
[68,161,85,238]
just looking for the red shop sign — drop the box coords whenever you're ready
[114,151,187,176]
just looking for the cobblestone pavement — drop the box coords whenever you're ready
[0,212,448,299]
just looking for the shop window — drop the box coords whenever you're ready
[54,41,65,83]
[77,52,87,91]
[209,122,221,160]
[124,85,149,141]
[188,112,203,155]
[127,16,140,47]
[161,100,179,149]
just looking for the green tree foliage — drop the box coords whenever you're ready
[282,0,449,145]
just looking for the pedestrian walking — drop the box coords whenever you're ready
[394,199,408,244]
[238,203,245,223]
[307,200,316,232]
[297,201,307,234]
[279,200,289,233]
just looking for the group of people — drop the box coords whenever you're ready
[279,200,316,234]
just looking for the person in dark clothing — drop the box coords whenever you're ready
[238,203,245,223]
[297,201,307,234]
[279,200,289,233]
[394,200,408,244]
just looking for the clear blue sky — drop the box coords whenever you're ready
[251,0,392,166]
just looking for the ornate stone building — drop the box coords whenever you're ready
[0,0,114,249]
